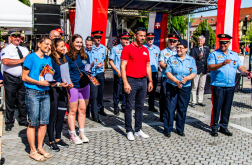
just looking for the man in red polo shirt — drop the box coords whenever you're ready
[121,27,153,141]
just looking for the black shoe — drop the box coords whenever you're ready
[211,129,218,137]
[114,109,119,116]
[164,132,171,137]
[219,128,233,136]
[19,122,28,127]
[159,118,164,122]
[99,111,107,116]
[190,103,196,108]
[148,108,158,112]
[86,114,90,118]
[56,139,69,148]
[5,124,13,131]
[177,132,185,136]
[121,109,125,113]
[49,141,60,152]
[92,118,102,123]
[198,103,206,107]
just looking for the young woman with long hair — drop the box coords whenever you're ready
[66,34,90,144]
[47,38,73,151]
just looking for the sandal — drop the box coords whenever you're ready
[37,148,52,159]
[29,151,46,161]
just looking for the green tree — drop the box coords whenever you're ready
[170,15,194,38]
[19,0,31,7]
[192,20,215,47]
[241,25,252,43]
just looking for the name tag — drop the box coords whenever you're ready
[116,51,121,54]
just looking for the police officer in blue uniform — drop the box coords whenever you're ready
[159,34,179,122]
[92,31,107,116]
[164,40,197,137]
[207,34,252,137]
[85,36,103,123]
[109,32,130,115]
[144,32,160,112]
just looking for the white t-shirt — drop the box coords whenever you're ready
[1,43,29,77]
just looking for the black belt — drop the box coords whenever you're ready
[4,72,22,79]
[127,76,147,80]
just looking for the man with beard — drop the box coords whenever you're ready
[1,28,29,131]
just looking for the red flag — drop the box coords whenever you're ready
[69,9,75,35]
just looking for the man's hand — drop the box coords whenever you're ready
[181,76,188,84]
[124,83,131,94]
[246,71,252,79]
[222,59,231,66]
[91,61,95,68]
[104,73,106,79]
[117,71,121,77]
[175,80,182,89]
[96,62,103,69]
[38,80,50,86]
[0,80,3,87]
[199,52,203,59]
[148,82,153,92]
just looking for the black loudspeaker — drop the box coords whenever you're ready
[32,4,61,35]
[201,30,209,46]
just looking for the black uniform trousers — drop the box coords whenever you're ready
[125,77,147,132]
[96,72,105,113]
[210,86,235,130]
[47,87,68,142]
[159,76,167,120]
[113,74,126,110]
[87,81,99,120]
[148,72,158,110]
[4,72,27,125]
[164,83,191,133]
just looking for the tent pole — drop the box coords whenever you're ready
[187,13,190,54]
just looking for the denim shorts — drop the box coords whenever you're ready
[25,88,50,126]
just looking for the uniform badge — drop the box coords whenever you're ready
[189,68,192,73]
[165,53,170,56]
[217,55,223,59]
[156,54,158,57]
[234,61,236,65]
[221,34,225,37]
[172,61,178,64]
[96,59,98,62]
[1,53,5,56]
[116,51,121,54]
[102,54,104,57]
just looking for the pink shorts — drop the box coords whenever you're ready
[68,85,90,102]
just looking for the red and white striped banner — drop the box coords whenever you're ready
[215,0,242,53]
[74,0,109,45]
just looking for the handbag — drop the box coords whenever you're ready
[74,61,90,87]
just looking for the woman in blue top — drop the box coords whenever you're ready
[65,34,90,144]
[164,40,197,138]
[22,36,55,161]
[47,38,73,151]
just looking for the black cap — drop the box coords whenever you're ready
[168,34,179,40]
[119,32,130,39]
[8,28,22,35]
[146,32,155,39]
[91,31,103,37]
[177,39,188,46]
[86,36,94,41]
[217,34,232,44]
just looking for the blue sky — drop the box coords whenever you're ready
[193,0,252,18]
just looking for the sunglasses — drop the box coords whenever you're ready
[136,27,146,32]
[11,34,21,38]
[169,39,177,43]
[94,36,102,39]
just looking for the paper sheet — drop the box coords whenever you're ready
[60,63,71,85]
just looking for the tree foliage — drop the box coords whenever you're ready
[241,25,252,43]
[170,15,194,38]
[19,0,31,7]
[192,20,216,47]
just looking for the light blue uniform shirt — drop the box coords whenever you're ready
[165,54,197,87]
[92,44,106,74]
[207,49,242,87]
[159,47,177,77]
[109,44,123,74]
[85,48,99,76]
[144,44,160,72]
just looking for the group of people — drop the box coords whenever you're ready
[1,27,252,161]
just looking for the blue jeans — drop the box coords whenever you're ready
[25,88,50,126]
[113,74,126,110]
[125,77,147,132]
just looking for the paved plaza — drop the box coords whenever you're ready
[1,57,252,165]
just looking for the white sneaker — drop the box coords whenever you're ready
[69,131,83,145]
[135,130,149,138]
[127,132,135,141]
[79,131,89,143]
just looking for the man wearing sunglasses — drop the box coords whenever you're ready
[0,28,29,131]
[144,32,160,112]
[208,34,252,137]
[158,34,179,122]
[121,27,153,141]
[91,30,107,118]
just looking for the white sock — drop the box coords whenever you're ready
[79,129,84,132]
[70,131,75,134]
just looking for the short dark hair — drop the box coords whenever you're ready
[35,35,50,51]
[135,27,146,35]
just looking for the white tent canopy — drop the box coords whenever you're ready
[0,0,32,33]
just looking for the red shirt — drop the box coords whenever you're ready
[121,43,150,78]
